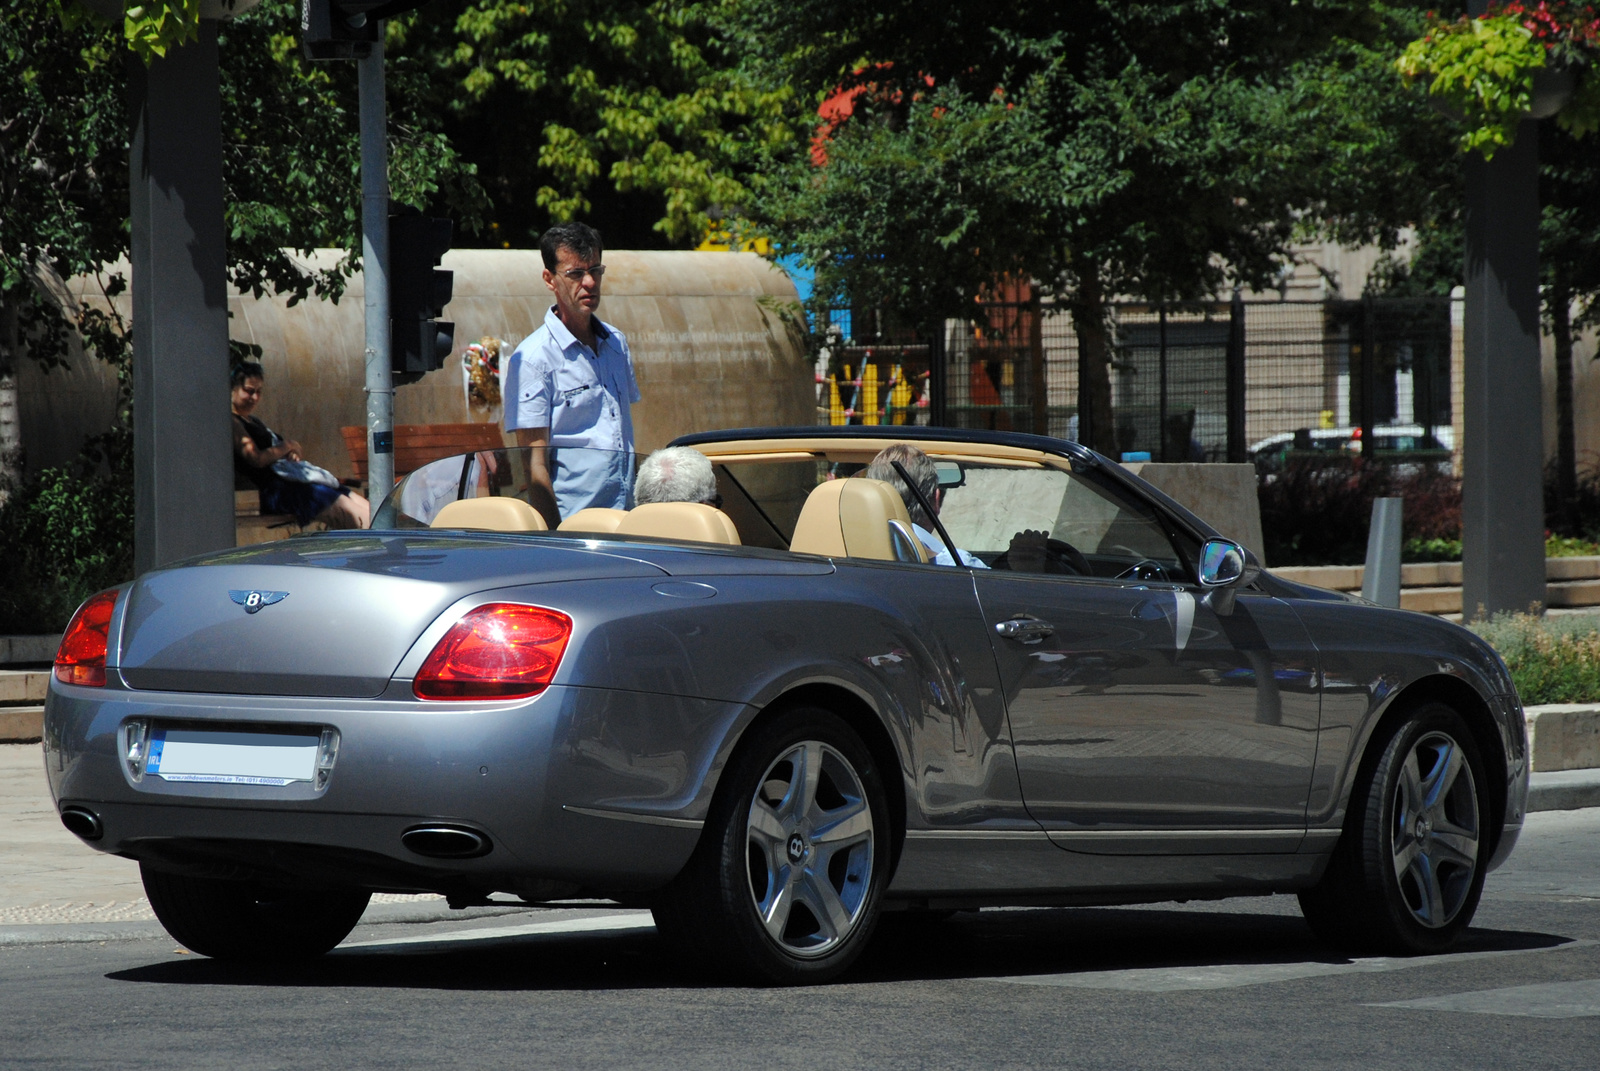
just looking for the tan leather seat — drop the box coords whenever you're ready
[431,497,548,532]
[559,507,628,534]
[789,478,928,562]
[615,502,741,545]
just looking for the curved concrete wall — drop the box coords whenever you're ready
[22,250,810,480]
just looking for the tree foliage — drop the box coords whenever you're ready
[393,1,788,248]
[729,1,1456,452]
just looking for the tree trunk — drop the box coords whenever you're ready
[1552,275,1577,533]
[0,295,21,500]
[1069,273,1116,456]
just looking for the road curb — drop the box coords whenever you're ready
[1528,769,1600,812]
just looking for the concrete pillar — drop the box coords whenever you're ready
[1461,120,1547,620]
[128,22,234,576]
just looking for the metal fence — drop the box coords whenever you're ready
[816,296,1457,463]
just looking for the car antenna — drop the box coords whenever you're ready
[891,460,962,567]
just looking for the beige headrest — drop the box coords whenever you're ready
[558,507,628,534]
[616,502,741,545]
[431,497,549,532]
[790,478,927,562]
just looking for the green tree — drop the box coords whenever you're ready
[0,0,481,628]
[0,1,129,483]
[1541,121,1600,529]
[730,1,1456,454]
[394,1,788,249]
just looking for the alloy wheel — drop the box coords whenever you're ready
[744,740,875,958]
[1389,729,1481,929]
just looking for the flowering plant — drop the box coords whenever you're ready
[1398,2,1600,156]
[463,338,502,408]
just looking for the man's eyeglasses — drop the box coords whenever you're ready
[558,264,606,282]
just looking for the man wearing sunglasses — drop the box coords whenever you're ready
[504,221,643,527]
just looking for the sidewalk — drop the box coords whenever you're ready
[4,743,1596,932]
[0,744,147,924]
[0,744,514,943]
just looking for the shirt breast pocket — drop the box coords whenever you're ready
[555,380,603,425]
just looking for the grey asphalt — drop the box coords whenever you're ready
[0,779,1596,1068]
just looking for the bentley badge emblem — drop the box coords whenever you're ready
[229,590,289,614]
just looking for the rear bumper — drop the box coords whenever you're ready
[43,680,748,896]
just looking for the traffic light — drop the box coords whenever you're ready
[302,1,438,61]
[389,204,454,381]
[301,0,379,61]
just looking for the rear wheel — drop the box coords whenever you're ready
[653,707,890,985]
[141,864,371,962]
[1298,703,1489,954]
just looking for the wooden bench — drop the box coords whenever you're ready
[235,489,303,546]
[340,423,510,492]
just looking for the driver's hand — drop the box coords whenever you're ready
[1007,529,1050,574]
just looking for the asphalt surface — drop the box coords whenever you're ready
[1,807,1596,1070]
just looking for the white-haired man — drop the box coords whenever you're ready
[634,446,721,507]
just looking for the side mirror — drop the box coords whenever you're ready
[1197,538,1260,616]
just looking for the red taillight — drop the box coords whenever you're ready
[55,590,119,688]
[414,603,572,700]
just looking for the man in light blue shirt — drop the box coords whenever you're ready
[863,444,988,568]
[504,222,642,526]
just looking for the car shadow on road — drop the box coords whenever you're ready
[104,904,1575,992]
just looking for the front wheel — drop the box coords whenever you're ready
[1298,702,1489,954]
[653,707,891,985]
[141,864,371,962]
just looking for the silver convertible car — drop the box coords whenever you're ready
[44,426,1526,984]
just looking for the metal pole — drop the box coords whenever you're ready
[1462,119,1547,619]
[130,22,233,574]
[928,322,947,427]
[1360,294,1377,461]
[1225,291,1246,463]
[1362,497,1404,608]
[1158,306,1168,462]
[359,30,393,504]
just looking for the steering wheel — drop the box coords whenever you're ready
[991,533,1092,576]
[1116,559,1170,581]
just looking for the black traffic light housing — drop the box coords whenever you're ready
[389,204,454,383]
[302,0,437,61]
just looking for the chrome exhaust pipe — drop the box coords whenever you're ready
[401,825,491,859]
[60,806,103,841]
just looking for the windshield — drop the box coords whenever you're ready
[718,454,1194,581]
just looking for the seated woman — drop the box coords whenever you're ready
[232,360,370,530]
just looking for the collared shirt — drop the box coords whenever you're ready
[913,523,989,569]
[504,306,642,515]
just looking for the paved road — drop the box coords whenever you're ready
[1,808,1596,1070]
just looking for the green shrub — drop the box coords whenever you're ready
[0,453,133,635]
[1403,537,1463,562]
[1470,612,1600,705]
[1546,534,1600,557]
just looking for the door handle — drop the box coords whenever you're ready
[995,615,1055,643]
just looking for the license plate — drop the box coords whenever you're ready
[146,727,320,786]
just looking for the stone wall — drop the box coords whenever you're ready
[1121,462,1267,564]
[20,250,811,481]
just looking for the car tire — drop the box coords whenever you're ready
[141,863,371,962]
[652,707,891,985]
[1298,702,1490,955]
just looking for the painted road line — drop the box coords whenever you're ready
[336,911,656,954]
[990,939,1596,992]
[1370,978,1600,1018]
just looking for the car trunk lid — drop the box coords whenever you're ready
[117,533,665,697]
